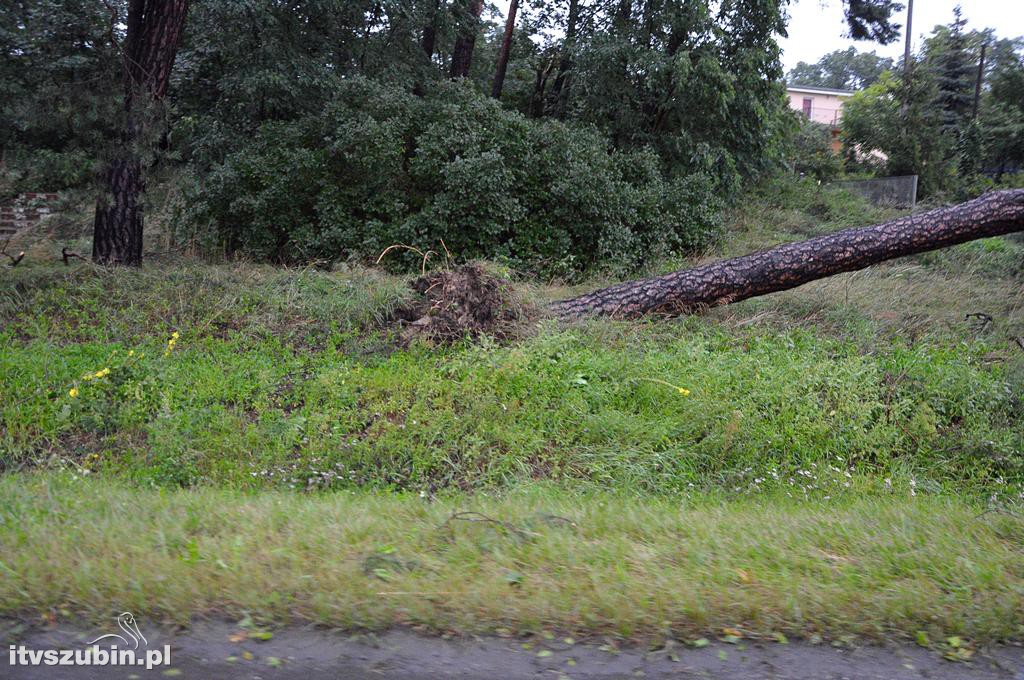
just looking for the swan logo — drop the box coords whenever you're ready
[88,612,148,649]
[7,612,171,669]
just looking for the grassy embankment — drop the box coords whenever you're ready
[1,180,1023,643]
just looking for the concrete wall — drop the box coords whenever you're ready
[832,176,918,209]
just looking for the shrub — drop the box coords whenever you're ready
[786,117,842,183]
[178,79,722,276]
[0,148,96,193]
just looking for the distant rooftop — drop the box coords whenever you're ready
[785,84,857,96]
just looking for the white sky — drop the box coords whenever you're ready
[780,0,1024,70]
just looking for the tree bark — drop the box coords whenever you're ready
[530,55,555,117]
[549,189,1024,319]
[548,0,580,118]
[491,0,519,98]
[450,0,484,79]
[92,0,189,266]
[421,0,439,59]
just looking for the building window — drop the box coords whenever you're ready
[802,98,812,117]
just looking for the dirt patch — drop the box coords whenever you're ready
[393,263,534,344]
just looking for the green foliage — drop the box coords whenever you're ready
[841,71,951,197]
[178,80,721,275]
[787,47,894,90]
[787,118,843,182]
[981,38,1024,178]
[552,0,792,184]
[843,0,905,44]
[0,148,97,193]
[839,12,1024,199]
[924,8,976,133]
[0,0,122,189]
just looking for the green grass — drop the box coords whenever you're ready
[1,473,1023,642]
[1,178,1022,640]
[2,260,411,347]
[3,315,1021,495]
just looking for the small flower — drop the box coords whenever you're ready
[95,367,110,378]
[68,387,79,398]
[128,350,135,357]
[638,377,691,397]
[165,331,180,356]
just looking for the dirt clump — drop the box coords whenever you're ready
[394,263,531,343]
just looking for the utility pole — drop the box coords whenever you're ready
[903,0,914,77]
[899,0,914,119]
[972,42,987,119]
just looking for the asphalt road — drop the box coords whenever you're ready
[3,620,1024,679]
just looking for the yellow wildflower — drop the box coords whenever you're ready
[166,331,180,356]
[69,387,79,398]
[637,377,691,397]
[128,350,135,357]
[95,367,110,378]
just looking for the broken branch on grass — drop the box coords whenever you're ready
[534,513,579,530]
[1,240,24,267]
[61,247,86,266]
[965,312,994,327]
[438,511,538,541]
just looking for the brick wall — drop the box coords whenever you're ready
[0,192,60,236]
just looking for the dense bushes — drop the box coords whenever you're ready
[179,81,722,276]
[0,149,97,197]
[787,118,842,183]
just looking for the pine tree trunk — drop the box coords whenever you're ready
[450,0,484,79]
[92,156,144,265]
[491,0,519,98]
[92,0,189,265]
[549,189,1024,319]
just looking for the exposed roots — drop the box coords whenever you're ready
[393,263,532,344]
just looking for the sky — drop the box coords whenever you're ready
[779,0,1024,71]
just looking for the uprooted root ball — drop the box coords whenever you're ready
[395,264,532,343]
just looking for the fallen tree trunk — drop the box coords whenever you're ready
[549,189,1024,319]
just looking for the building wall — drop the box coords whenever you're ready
[786,91,847,127]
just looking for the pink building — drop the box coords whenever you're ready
[786,85,855,153]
